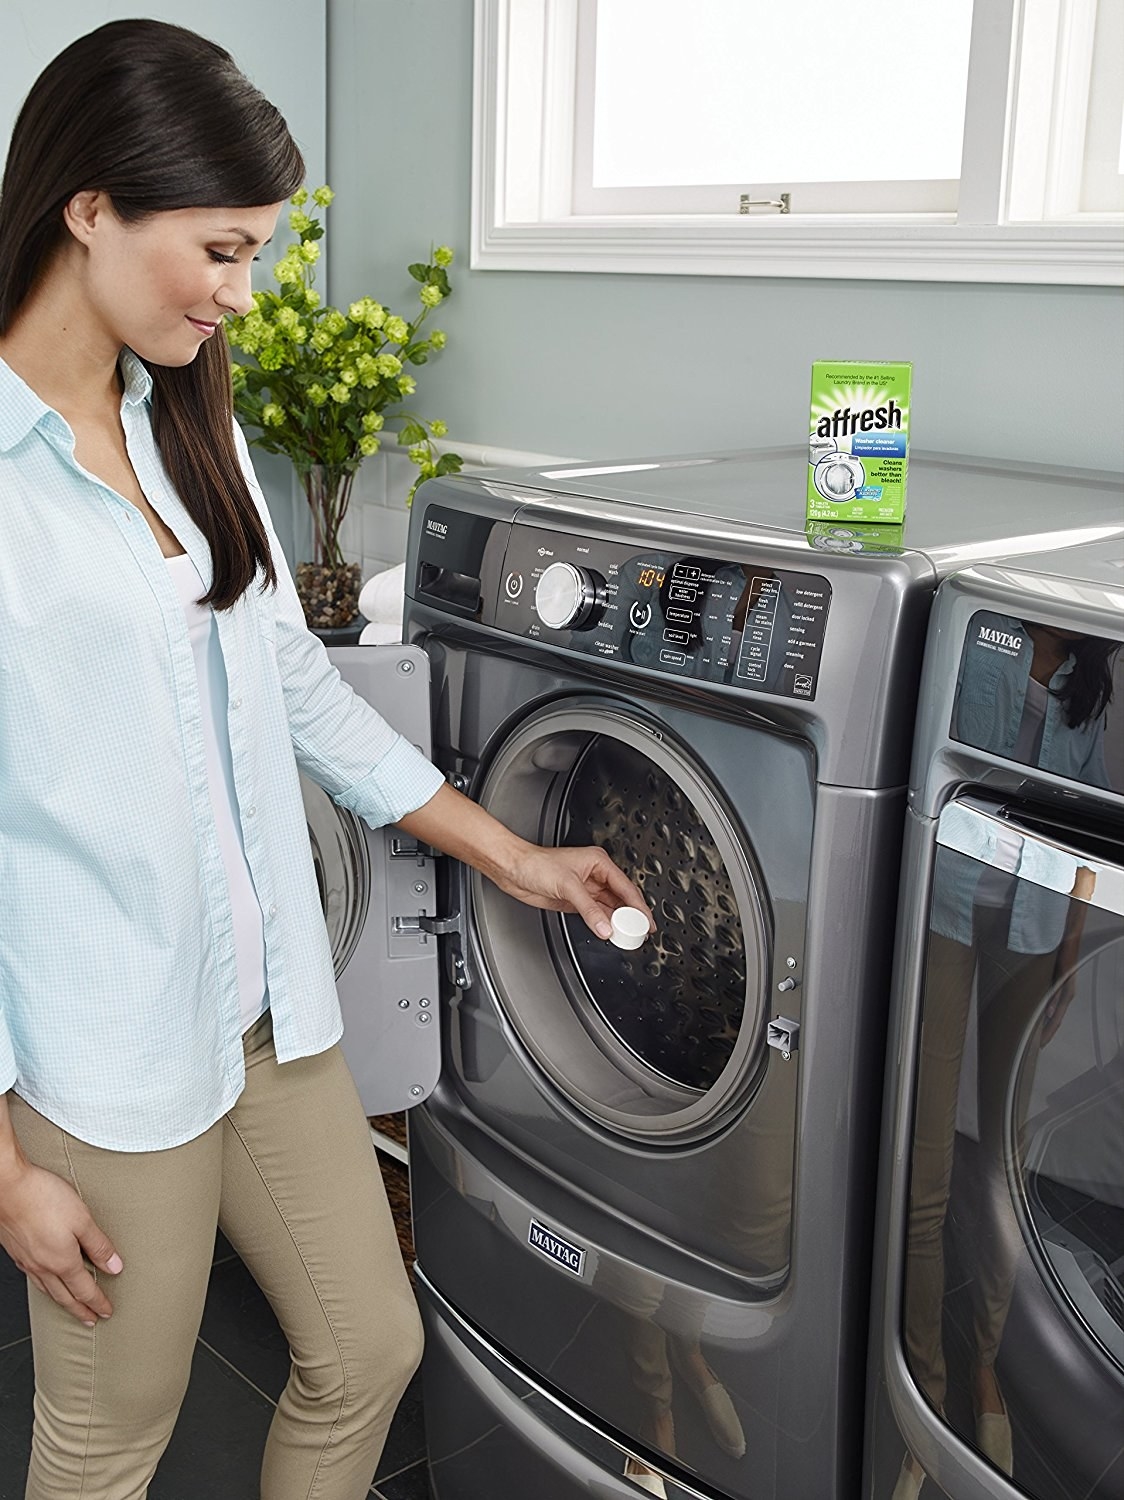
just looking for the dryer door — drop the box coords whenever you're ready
[891,797,1124,1499]
[303,645,441,1113]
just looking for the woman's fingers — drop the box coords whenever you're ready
[557,851,655,939]
[78,1221,124,1280]
[589,851,655,927]
[37,1270,104,1327]
[499,844,655,938]
[0,1164,122,1323]
[560,873,614,938]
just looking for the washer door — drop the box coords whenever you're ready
[302,776,369,979]
[300,645,442,1115]
[472,701,771,1140]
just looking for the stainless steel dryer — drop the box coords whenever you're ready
[866,538,1124,1500]
[330,449,1121,1500]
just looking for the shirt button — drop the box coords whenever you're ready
[231,697,243,710]
[246,806,256,818]
[268,903,278,918]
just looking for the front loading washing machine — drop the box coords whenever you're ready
[350,448,1120,1500]
[865,538,1124,1500]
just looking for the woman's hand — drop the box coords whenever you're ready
[0,1159,123,1325]
[492,843,655,939]
[397,783,654,939]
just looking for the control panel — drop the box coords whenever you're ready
[495,524,831,701]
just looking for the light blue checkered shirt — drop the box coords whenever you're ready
[0,352,444,1151]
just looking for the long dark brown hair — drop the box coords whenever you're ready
[1054,637,1120,729]
[0,19,305,607]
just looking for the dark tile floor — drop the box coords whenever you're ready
[0,1219,430,1500]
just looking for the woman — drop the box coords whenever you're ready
[0,21,650,1500]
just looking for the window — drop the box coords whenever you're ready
[472,0,1124,283]
[575,0,974,217]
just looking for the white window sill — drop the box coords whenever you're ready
[470,214,1124,285]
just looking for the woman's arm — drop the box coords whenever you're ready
[398,783,654,939]
[0,1093,124,1324]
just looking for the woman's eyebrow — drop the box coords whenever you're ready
[213,227,273,246]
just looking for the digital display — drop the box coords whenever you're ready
[495,526,832,701]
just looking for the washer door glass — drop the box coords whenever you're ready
[472,703,771,1140]
[301,774,369,978]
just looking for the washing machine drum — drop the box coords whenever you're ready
[472,702,772,1140]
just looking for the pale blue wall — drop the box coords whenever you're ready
[327,0,1124,475]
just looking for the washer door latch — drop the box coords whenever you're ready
[767,1017,800,1061]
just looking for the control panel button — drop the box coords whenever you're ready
[535,561,599,630]
[629,601,652,630]
[663,628,689,644]
[659,649,686,666]
[504,570,524,599]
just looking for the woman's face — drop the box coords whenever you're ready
[70,196,283,366]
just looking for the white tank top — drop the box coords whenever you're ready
[167,553,268,1031]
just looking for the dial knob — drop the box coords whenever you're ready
[534,561,598,630]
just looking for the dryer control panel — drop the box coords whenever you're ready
[495,524,832,701]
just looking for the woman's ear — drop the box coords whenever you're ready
[61,189,108,248]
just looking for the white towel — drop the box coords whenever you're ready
[358,563,406,626]
[358,620,402,646]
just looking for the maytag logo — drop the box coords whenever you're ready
[426,518,448,538]
[978,625,1023,651]
[528,1220,585,1276]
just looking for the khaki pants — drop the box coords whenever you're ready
[8,1012,422,1500]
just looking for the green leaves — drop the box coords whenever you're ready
[226,195,459,531]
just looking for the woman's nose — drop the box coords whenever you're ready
[218,266,255,318]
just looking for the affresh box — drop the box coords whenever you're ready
[806,361,912,523]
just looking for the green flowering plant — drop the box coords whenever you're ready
[227,185,461,568]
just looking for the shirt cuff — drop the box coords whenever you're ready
[336,735,446,829]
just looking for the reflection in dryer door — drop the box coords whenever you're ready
[902,802,1124,1499]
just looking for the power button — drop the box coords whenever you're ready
[629,601,652,629]
[504,571,524,600]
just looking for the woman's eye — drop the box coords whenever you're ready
[209,251,239,265]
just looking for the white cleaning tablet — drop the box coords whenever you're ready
[609,907,649,950]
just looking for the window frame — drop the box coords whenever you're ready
[471,0,1124,285]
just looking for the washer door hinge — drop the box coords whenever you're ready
[767,1017,800,1061]
[418,914,460,937]
[393,910,473,990]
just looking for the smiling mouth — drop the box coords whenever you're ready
[186,317,219,335]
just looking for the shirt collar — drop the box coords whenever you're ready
[0,347,152,454]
